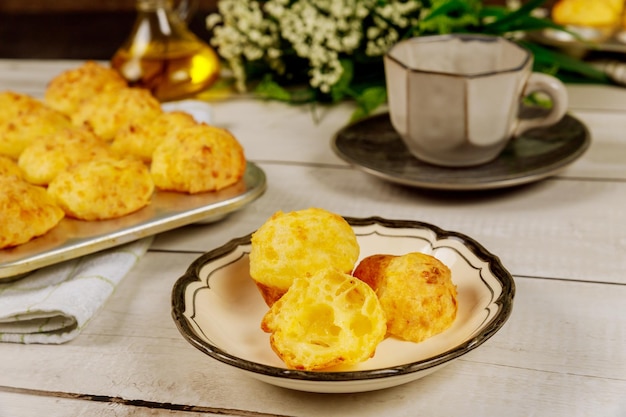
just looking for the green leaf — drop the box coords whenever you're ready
[520,41,611,83]
[254,75,317,103]
[350,86,387,122]
[254,75,292,102]
[479,6,508,21]
[483,0,547,32]
[330,59,355,103]
[422,0,474,22]
[490,16,567,33]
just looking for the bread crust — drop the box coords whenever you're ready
[150,124,245,194]
[48,157,154,221]
[71,87,162,140]
[18,127,111,186]
[111,111,197,163]
[0,176,64,249]
[353,252,457,343]
[0,102,70,159]
[249,208,360,306]
[0,155,23,178]
[45,61,127,116]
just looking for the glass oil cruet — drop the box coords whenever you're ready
[111,0,220,101]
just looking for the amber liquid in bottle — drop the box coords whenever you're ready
[111,0,220,102]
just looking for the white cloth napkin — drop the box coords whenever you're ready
[0,237,152,344]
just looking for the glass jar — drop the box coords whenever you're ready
[111,0,220,101]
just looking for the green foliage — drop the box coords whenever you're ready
[233,0,612,119]
[349,86,388,123]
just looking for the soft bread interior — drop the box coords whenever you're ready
[261,267,386,371]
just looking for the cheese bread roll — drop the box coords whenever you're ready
[48,157,154,221]
[111,110,197,163]
[0,91,46,125]
[150,124,245,194]
[261,267,386,370]
[45,61,128,116]
[0,103,70,159]
[353,252,457,343]
[18,127,111,186]
[249,208,360,306]
[0,176,64,249]
[0,155,23,178]
[71,87,162,140]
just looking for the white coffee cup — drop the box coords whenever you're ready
[384,34,568,167]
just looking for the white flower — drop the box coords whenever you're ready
[207,0,424,92]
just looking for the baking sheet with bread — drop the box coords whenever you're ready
[248,208,459,371]
[0,61,246,251]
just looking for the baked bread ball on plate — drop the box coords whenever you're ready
[0,176,64,249]
[71,87,162,140]
[45,61,128,116]
[18,127,111,186]
[249,207,360,306]
[353,252,458,343]
[47,157,154,221]
[111,110,197,163]
[0,102,70,159]
[150,123,245,194]
[261,267,387,370]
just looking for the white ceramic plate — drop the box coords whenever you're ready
[172,217,515,393]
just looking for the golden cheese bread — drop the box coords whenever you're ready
[261,267,387,370]
[0,176,65,249]
[47,157,154,221]
[150,123,245,194]
[18,127,111,186]
[0,155,23,178]
[111,110,197,163]
[71,87,162,140]
[0,62,250,249]
[352,252,458,343]
[45,61,128,116]
[249,208,360,306]
[0,91,46,125]
[0,101,70,159]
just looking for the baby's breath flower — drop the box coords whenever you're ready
[207,0,425,93]
[205,0,581,121]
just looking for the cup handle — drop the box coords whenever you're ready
[514,72,568,136]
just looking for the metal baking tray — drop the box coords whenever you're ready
[0,162,266,281]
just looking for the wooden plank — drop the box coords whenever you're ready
[0,267,624,416]
[151,163,626,285]
[0,390,235,417]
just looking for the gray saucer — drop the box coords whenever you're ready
[332,113,590,191]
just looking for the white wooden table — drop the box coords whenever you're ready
[1,60,625,417]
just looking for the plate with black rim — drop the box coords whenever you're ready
[171,216,515,393]
[331,113,590,191]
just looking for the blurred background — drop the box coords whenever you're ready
[1,1,561,60]
[0,0,219,59]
